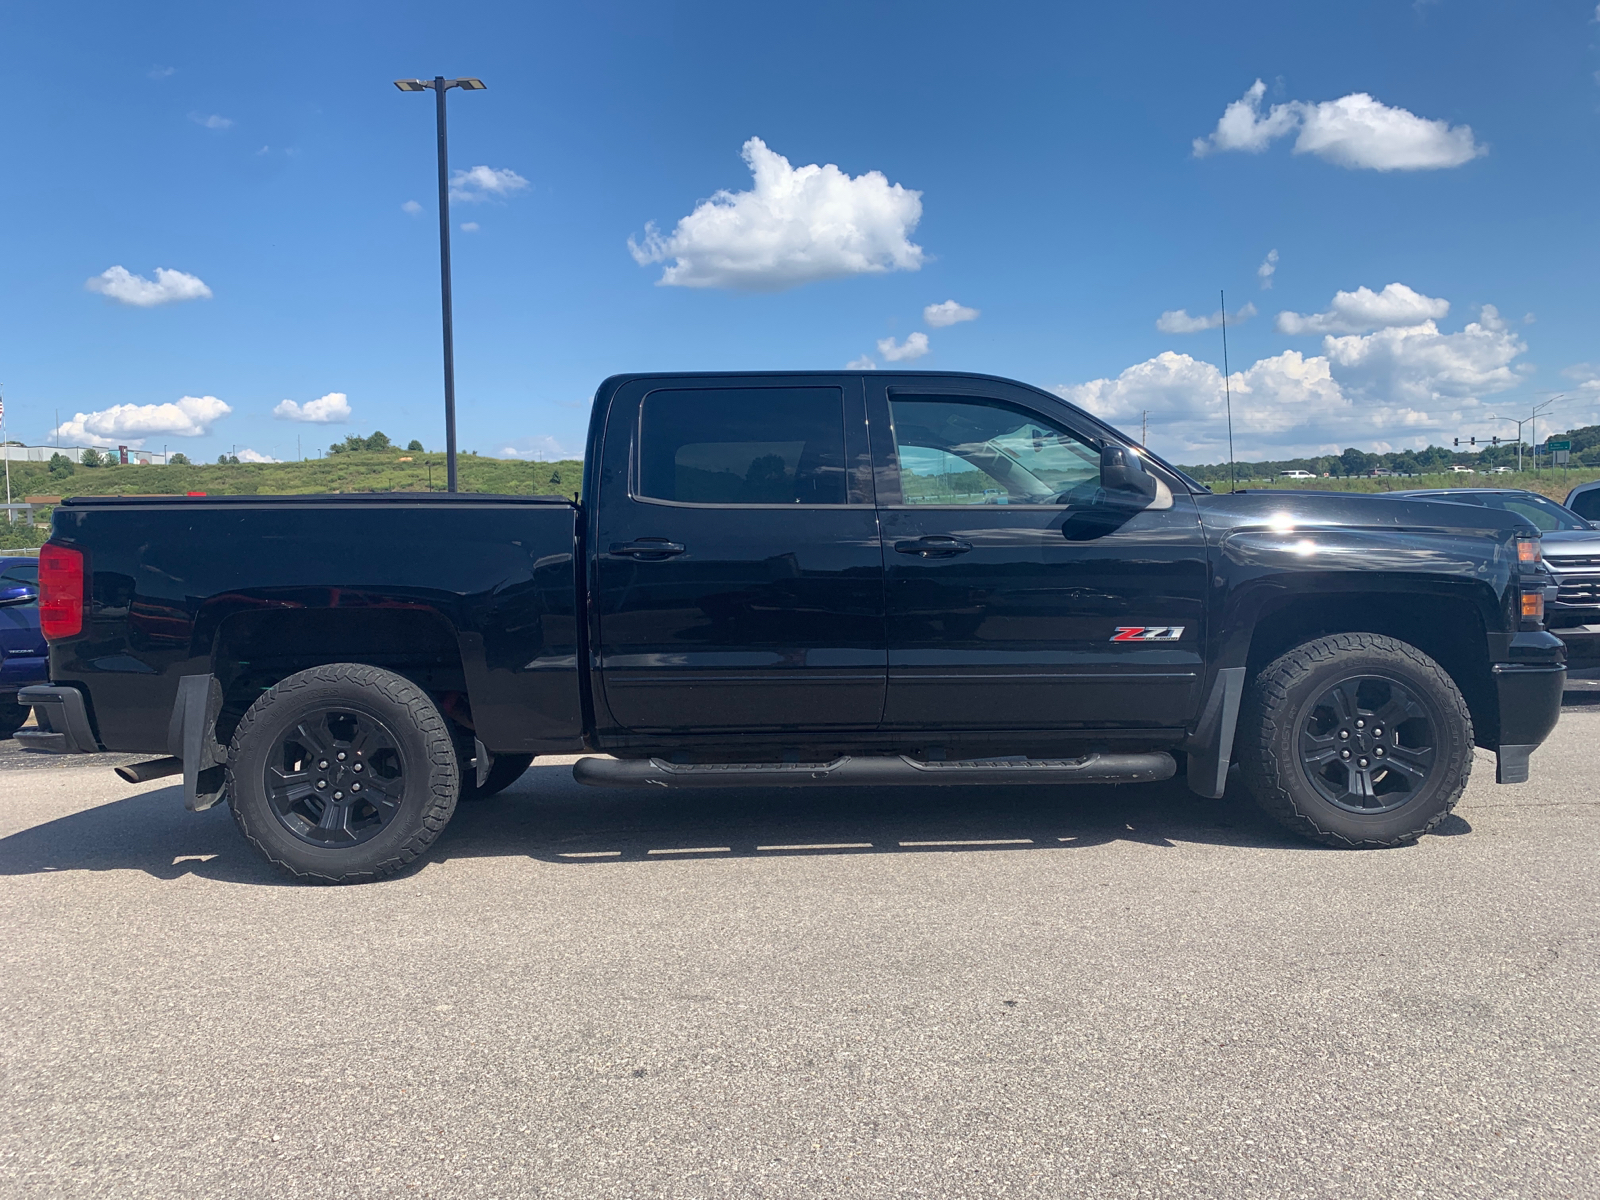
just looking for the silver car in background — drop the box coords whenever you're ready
[1393,488,1600,690]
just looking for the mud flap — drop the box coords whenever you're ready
[166,674,228,811]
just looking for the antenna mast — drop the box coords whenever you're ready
[1220,289,1235,493]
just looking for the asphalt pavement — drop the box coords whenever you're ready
[1,704,1596,1199]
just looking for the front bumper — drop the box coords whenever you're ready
[14,685,100,753]
[1549,623,1600,689]
[1492,662,1565,784]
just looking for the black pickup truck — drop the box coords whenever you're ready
[19,371,1565,882]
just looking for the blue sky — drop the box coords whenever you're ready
[3,1,1597,465]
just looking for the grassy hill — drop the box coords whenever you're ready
[0,452,582,549]
[3,450,1596,551]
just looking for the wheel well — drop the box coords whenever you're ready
[1244,592,1497,747]
[211,607,469,743]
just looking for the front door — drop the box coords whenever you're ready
[594,377,885,733]
[868,379,1209,731]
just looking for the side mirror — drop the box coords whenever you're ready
[1099,445,1159,508]
[0,585,37,608]
[1589,521,1600,531]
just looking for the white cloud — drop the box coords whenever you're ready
[628,137,926,292]
[1156,301,1255,334]
[449,165,529,203]
[273,392,351,424]
[190,113,233,130]
[85,265,212,307]
[401,200,423,215]
[845,355,877,370]
[1192,80,1301,155]
[236,448,279,463]
[460,221,480,233]
[1053,296,1526,460]
[1194,80,1485,170]
[1258,249,1279,289]
[1296,93,1484,170]
[877,332,930,362]
[51,395,232,449]
[1322,306,1526,406]
[924,300,979,327]
[1277,283,1449,335]
[149,66,175,79]
[497,435,580,461]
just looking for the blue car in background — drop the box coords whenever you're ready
[1,555,45,738]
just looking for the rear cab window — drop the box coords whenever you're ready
[637,387,849,506]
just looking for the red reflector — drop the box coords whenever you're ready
[38,543,85,640]
[186,491,207,497]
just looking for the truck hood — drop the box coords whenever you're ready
[1193,489,1534,539]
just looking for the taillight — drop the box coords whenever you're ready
[38,543,84,639]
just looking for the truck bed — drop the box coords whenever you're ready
[47,493,585,755]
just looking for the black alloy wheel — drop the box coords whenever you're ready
[265,708,407,846]
[1297,675,1437,814]
[1237,633,1472,848]
[227,663,459,883]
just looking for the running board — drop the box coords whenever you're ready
[573,752,1176,789]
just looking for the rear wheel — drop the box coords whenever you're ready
[1237,633,1472,848]
[227,664,459,883]
[0,700,28,739]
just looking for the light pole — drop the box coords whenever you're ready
[395,75,487,493]
[1484,414,1531,472]
[1530,394,1565,476]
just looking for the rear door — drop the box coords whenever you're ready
[867,378,1209,730]
[593,376,885,733]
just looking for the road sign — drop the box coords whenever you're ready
[1547,439,1572,452]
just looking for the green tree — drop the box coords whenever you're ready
[366,431,392,451]
[80,448,104,468]
[217,453,240,465]
[168,452,190,465]
[406,439,424,452]
[48,452,75,478]
[1339,447,1373,476]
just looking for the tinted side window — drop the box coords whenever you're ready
[1570,489,1600,521]
[888,396,1100,505]
[638,388,848,505]
[1,564,38,585]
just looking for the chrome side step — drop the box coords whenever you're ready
[572,751,1175,789]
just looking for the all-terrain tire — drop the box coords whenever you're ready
[227,663,459,883]
[1237,633,1473,848]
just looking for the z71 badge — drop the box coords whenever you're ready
[1111,626,1185,642]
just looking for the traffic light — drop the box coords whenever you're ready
[1469,437,1476,446]
[1492,436,1500,445]
[1453,438,1459,446]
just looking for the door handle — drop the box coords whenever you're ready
[609,540,686,559]
[894,535,974,558]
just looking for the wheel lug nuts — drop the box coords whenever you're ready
[1340,750,1351,759]
[1373,728,1382,738]
[334,791,343,800]
[1356,720,1365,729]
[1375,748,1385,756]
[337,752,347,761]
[1339,731,1350,740]
[353,763,363,772]
[316,780,327,790]
[1358,758,1369,768]
[351,782,361,792]
[319,760,328,769]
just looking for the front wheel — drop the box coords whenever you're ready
[1237,633,1473,848]
[227,664,459,883]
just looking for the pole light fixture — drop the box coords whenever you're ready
[393,75,487,492]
